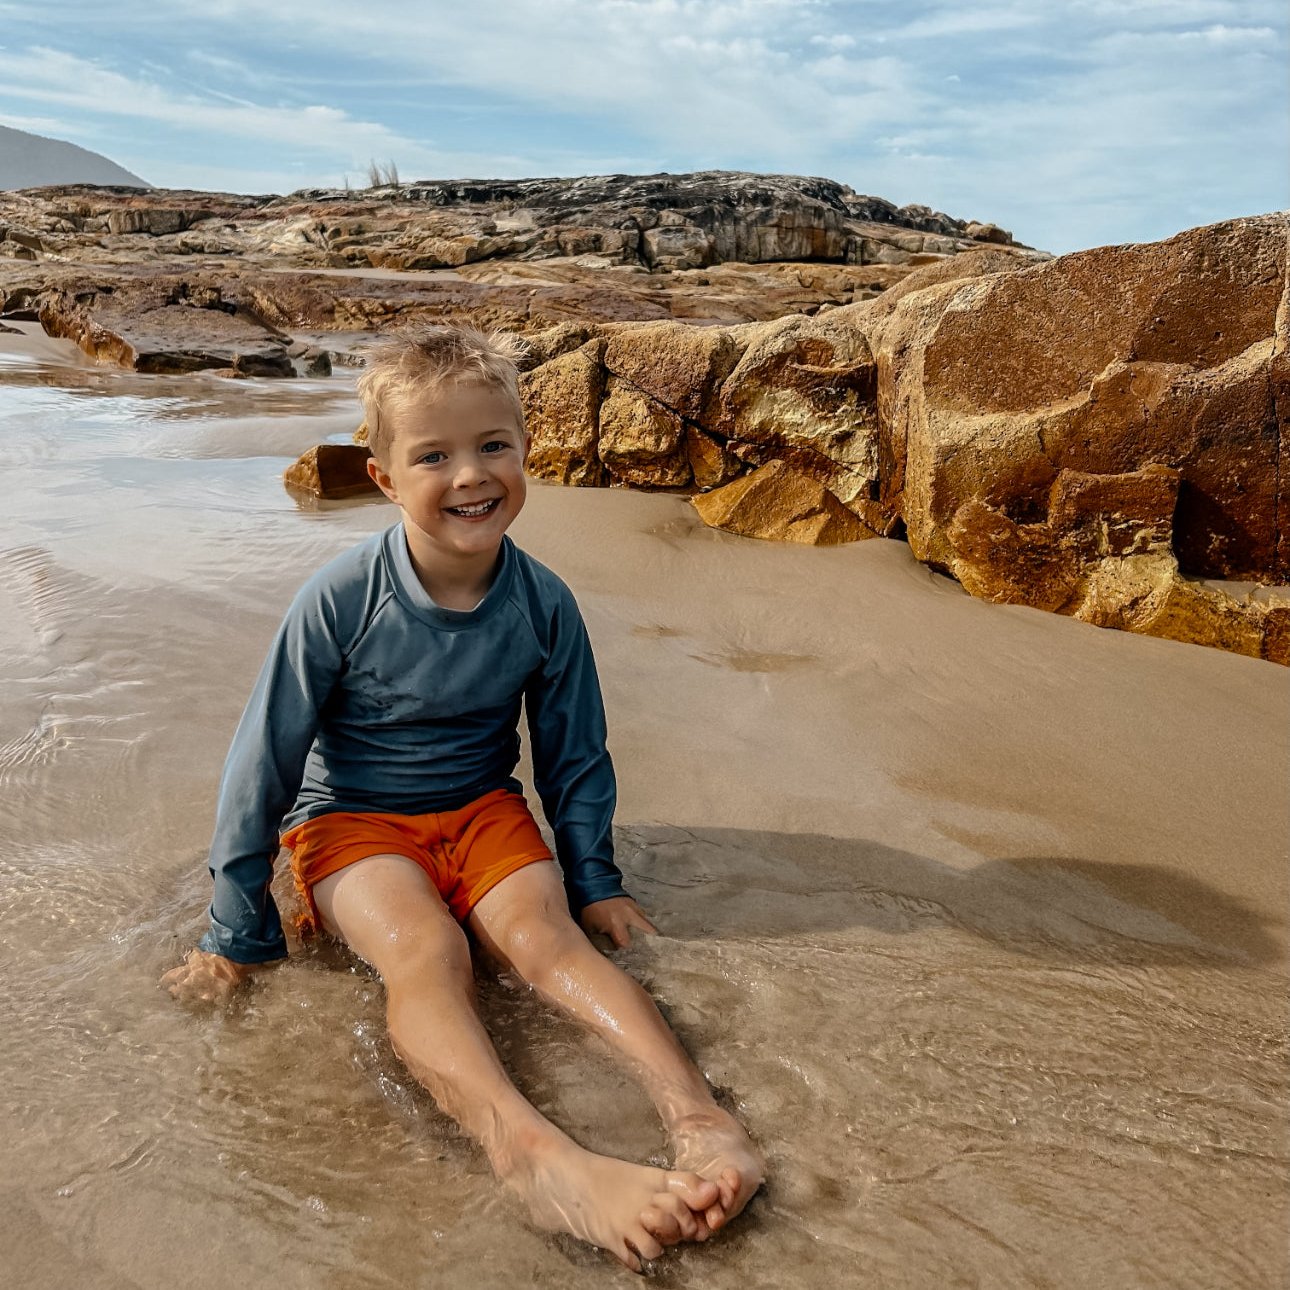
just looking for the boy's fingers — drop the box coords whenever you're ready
[629,914,659,939]
[612,910,659,947]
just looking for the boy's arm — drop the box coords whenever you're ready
[197,581,343,966]
[524,586,629,918]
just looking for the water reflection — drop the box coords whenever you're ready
[0,359,354,420]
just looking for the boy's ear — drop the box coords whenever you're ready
[522,432,533,465]
[366,455,399,503]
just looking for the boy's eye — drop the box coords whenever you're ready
[481,440,509,454]
[419,452,444,465]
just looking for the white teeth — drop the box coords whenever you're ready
[449,500,496,516]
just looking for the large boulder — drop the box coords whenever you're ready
[965,221,1012,245]
[104,207,196,236]
[893,215,1287,586]
[642,223,715,271]
[860,214,1289,661]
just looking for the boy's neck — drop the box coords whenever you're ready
[402,522,504,610]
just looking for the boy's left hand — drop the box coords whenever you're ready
[580,897,658,948]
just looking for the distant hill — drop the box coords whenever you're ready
[0,125,149,190]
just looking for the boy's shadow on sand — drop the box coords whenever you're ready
[615,823,1283,968]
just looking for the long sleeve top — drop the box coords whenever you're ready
[198,524,624,963]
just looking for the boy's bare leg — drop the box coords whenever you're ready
[469,862,765,1233]
[312,854,720,1272]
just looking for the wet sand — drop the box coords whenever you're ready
[2,324,1287,1288]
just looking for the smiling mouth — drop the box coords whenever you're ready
[445,498,501,518]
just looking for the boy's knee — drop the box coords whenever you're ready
[378,915,472,988]
[492,907,587,985]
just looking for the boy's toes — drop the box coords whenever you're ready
[642,1192,708,1243]
[640,1203,683,1245]
[705,1166,757,1231]
[664,1170,720,1211]
[704,1172,736,1231]
[626,1227,664,1265]
[614,1241,643,1274]
[639,1203,682,1244]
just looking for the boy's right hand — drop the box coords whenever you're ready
[161,948,260,1006]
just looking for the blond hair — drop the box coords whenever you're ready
[357,323,528,465]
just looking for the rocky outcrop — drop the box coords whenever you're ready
[507,214,1288,663]
[279,171,1022,271]
[0,173,1031,276]
[0,172,1044,375]
[37,276,295,376]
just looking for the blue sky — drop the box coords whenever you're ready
[0,0,1284,254]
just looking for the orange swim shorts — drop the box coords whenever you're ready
[280,788,554,936]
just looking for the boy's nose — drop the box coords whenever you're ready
[452,457,489,488]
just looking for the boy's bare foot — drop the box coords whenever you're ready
[670,1107,766,1233]
[501,1133,720,1272]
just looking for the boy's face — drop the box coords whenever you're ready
[367,380,531,567]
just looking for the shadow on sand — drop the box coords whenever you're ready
[614,823,1283,969]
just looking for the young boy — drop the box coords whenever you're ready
[162,324,763,1271]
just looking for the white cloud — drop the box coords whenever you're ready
[0,46,466,178]
[185,49,260,79]
[1177,23,1277,40]
[885,6,1043,39]
[115,0,923,156]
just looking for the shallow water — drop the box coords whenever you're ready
[1,327,1287,1288]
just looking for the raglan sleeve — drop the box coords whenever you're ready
[524,583,626,914]
[197,576,344,963]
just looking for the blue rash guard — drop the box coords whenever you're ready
[198,523,625,964]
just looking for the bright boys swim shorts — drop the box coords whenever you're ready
[281,789,554,935]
